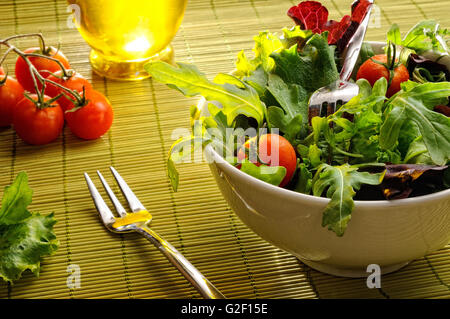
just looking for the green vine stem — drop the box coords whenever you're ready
[0,33,85,108]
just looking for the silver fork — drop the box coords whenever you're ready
[84,167,225,299]
[308,0,374,121]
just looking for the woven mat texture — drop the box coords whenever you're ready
[0,0,449,299]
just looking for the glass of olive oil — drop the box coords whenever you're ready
[68,0,188,80]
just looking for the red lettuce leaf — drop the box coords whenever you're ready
[287,1,328,34]
[288,0,372,48]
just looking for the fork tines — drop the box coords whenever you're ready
[84,167,146,227]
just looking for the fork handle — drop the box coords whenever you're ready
[339,0,374,82]
[135,225,226,299]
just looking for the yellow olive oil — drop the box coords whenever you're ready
[68,0,187,79]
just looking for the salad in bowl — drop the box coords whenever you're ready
[145,1,450,276]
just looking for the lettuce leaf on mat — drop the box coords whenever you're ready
[0,172,58,283]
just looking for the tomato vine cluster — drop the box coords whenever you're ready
[0,33,113,145]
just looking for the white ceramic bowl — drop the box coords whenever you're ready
[201,42,450,277]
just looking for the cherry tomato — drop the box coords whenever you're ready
[15,47,71,93]
[356,54,410,98]
[44,70,93,111]
[0,75,24,127]
[13,94,64,145]
[0,67,4,75]
[238,134,297,187]
[65,90,113,140]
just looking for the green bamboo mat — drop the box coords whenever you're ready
[0,0,449,299]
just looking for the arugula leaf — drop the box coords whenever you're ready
[267,74,308,122]
[380,82,450,165]
[387,21,449,54]
[0,172,58,283]
[402,20,449,54]
[312,164,384,236]
[293,163,313,194]
[145,62,266,126]
[267,107,304,145]
[387,24,402,44]
[239,161,287,186]
[404,136,434,165]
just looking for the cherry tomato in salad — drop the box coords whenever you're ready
[0,75,24,127]
[65,90,113,140]
[238,133,297,187]
[44,70,93,111]
[13,94,64,145]
[15,47,71,93]
[356,54,410,98]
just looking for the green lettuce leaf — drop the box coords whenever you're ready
[312,164,384,236]
[387,21,449,54]
[293,163,313,194]
[0,213,58,283]
[266,73,308,143]
[379,82,450,165]
[404,136,434,165]
[145,62,266,126]
[267,73,308,122]
[0,172,32,225]
[234,31,284,78]
[235,27,313,77]
[239,161,287,186]
[0,172,58,283]
[271,33,339,93]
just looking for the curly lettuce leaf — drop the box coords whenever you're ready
[270,33,339,93]
[0,213,58,283]
[312,164,384,236]
[235,31,283,76]
[0,172,58,283]
[235,26,313,77]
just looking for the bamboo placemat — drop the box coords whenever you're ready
[0,0,449,299]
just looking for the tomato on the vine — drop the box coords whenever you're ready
[0,75,24,127]
[65,90,114,140]
[45,70,93,111]
[13,94,64,145]
[15,47,71,92]
[356,54,410,98]
[238,133,297,187]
